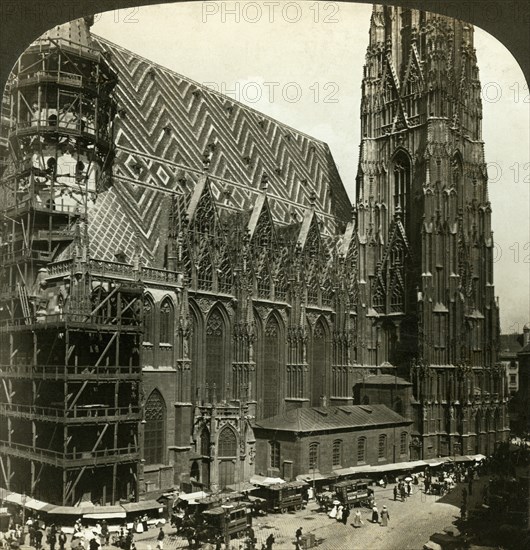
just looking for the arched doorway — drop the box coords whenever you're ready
[200,428,211,488]
[217,426,237,489]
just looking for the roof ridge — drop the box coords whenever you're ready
[92,34,332,147]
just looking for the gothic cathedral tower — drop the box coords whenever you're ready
[355,6,509,458]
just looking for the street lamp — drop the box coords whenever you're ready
[221,504,233,549]
[21,493,27,536]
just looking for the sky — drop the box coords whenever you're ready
[92,1,530,333]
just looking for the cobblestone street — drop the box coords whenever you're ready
[127,478,485,550]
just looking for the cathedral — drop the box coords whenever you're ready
[0,5,509,506]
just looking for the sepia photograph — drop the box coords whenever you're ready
[0,1,528,549]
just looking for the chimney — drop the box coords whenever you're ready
[524,325,530,346]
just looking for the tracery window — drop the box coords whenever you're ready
[144,390,165,465]
[200,428,210,457]
[143,296,155,343]
[218,427,237,458]
[206,310,225,399]
[393,153,411,232]
[197,254,213,291]
[159,298,174,344]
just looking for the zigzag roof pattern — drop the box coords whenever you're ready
[86,35,352,266]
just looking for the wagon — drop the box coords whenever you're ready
[200,503,252,542]
[257,480,307,513]
[333,479,373,507]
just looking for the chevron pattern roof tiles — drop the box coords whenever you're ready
[83,36,351,265]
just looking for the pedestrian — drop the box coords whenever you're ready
[89,537,100,550]
[460,503,467,520]
[380,506,390,527]
[247,526,256,550]
[407,481,412,497]
[336,504,344,522]
[393,485,398,501]
[342,505,350,525]
[468,478,473,496]
[328,501,338,519]
[58,529,67,550]
[156,527,165,550]
[34,529,43,550]
[295,527,303,549]
[400,484,406,501]
[49,529,57,550]
[352,509,364,528]
[29,523,36,547]
[265,532,275,550]
[462,486,468,503]
[371,504,379,524]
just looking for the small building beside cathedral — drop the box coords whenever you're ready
[253,405,412,481]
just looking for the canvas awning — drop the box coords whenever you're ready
[467,454,486,461]
[423,457,452,467]
[121,500,163,514]
[176,491,209,504]
[83,505,126,520]
[4,493,25,506]
[296,472,337,483]
[24,498,49,511]
[249,475,285,487]
[44,505,90,516]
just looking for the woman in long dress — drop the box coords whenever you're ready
[328,501,339,519]
[352,510,364,528]
[371,505,379,524]
[380,506,390,526]
[336,505,344,522]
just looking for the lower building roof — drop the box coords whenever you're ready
[253,404,411,433]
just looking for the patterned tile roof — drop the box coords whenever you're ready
[86,35,352,266]
[253,404,410,433]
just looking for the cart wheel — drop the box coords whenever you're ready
[281,508,287,514]
[296,505,302,511]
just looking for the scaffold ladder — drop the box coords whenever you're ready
[17,282,31,324]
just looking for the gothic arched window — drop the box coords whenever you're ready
[311,319,328,407]
[144,390,165,465]
[218,427,237,458]
[206,309,225,399]
[197,254,213,291]
[200,428,210,457]
[143,296,155,344]
[393,153,411,232]
[263,315,282,418]
[159,298,174,344]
